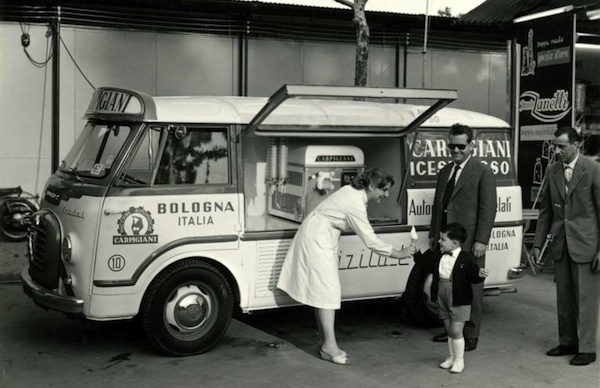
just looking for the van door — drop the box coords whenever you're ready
[93,125,241,288]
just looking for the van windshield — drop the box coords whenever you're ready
[59,123,131,179]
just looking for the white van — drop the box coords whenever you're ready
[21,85,525,356]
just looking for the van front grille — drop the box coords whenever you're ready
[29,223,48,271]
[27,212,62,290]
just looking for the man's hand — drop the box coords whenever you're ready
[592,252,600,273]
[429,237,436,251]
[472,241,486,257]
[530,247,541,266]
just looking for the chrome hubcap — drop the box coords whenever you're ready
[165,285,212,333]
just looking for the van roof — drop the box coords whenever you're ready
[151,96,510,129]
[86,87,509,137]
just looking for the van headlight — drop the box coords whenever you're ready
[62,236,72,263]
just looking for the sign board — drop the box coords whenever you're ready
[516,12,576,209]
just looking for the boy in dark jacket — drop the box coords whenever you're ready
[418,222,488,373]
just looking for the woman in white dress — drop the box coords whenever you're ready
[277,168,416,365]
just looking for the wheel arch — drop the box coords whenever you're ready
[139,253,243,316]
[187,255,242,314]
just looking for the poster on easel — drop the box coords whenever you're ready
[516,12,575,211]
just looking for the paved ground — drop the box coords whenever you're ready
[0,241,27,281]
[1,243,599,388]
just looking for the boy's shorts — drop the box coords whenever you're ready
[437,278,471,322]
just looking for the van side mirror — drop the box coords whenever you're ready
[170,125,187,140]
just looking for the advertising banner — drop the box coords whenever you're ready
[406,129,517,187]
[404,128,521,226]
[516,12,576,209]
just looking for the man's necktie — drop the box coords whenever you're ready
[564,165,572,193]
[442,164,460,212]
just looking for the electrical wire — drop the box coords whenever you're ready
[21,22,54,67]
[59,35,96,90]
[19,21,96,89]
[8,6,507,51]
[35,37,50,194]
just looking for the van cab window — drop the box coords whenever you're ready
[120,126,163,185]
[59,123,130,179]
[122,126,230,186]
[155,127,229,185]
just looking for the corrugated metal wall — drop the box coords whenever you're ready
[0,9,509,192]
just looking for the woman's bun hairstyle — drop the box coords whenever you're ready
[351,168,395,190]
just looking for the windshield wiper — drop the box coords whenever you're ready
[60,160,82,182]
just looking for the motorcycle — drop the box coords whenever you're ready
[0,186,39,242]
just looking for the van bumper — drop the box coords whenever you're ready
[508,265,527,280]
[21,268,84,314]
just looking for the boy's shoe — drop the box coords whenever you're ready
[439,357,454,369]
[450,359,464,373]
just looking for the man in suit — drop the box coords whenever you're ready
[429,123,497,351]
[531,127,600,366]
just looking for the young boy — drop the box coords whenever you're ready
[417,222,488,373]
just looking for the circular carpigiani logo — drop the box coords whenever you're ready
[113,206,158,244]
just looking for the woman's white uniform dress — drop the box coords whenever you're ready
[277,184,394,310]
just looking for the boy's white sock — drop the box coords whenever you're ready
[450,338,466,373]
[453,338,465,360]
[439,338,455,369]
[448,337,455,357]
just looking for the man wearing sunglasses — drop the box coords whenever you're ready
[429,123,497,352]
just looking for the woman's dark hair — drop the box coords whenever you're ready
[440,222,468,244]
[351,168,395,190]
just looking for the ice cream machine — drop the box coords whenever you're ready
[267,143,365,222]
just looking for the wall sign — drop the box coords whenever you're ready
[516,12,576,209]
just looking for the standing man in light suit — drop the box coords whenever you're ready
[531,127,600,366]
[429,123,497,352]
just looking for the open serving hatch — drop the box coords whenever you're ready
[244,85,458,223]
[244,84,458,137]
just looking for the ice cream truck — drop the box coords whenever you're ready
[21,85,525,356]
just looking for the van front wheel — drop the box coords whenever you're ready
[141,260,233,356]
[401,261,443,328]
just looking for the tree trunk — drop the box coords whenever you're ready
[353,0,369,86]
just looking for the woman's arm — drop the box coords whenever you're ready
[345,199,415,258]
[390,247,417,259]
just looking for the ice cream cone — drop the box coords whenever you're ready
[410,225,418,248]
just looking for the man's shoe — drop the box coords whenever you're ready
[570,353,596,366]
[546,345,578,356]
[465,338,478,351]
[433,332,448,342]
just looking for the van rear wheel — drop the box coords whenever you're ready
[140,260,233,356]
[401,261,443,328]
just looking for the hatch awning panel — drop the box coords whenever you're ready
[244,84,458,137]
